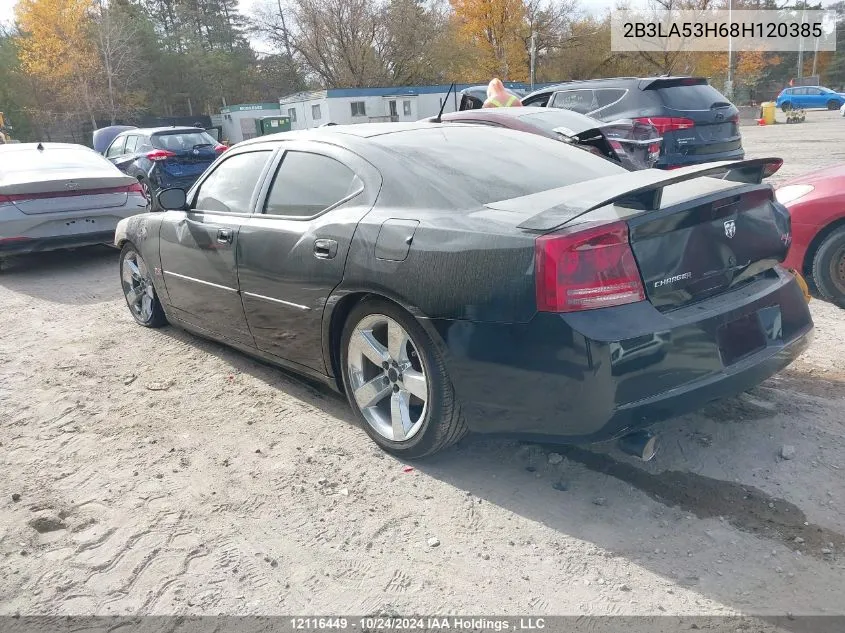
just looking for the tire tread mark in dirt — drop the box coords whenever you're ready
[562,446,844,559]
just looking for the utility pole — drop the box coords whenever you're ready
[530,31,537,91]
[797,3,807,79]
[726,0,733,99]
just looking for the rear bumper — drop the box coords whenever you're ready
[0,230,117,256]
[657,147,745,169]
[432,267,813,443]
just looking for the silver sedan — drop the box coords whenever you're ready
[0,142,147,266]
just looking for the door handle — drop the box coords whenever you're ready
[314,238,338,259]
[217,228,233,244]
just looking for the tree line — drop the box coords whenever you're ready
[1,0,844,141]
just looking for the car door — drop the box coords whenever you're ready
[792,87,809,108]
[112,135,140,172]
[158,146,276,345]
[237,141,382,373]
[104,135,128,170]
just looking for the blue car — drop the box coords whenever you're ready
[775,85,845,111]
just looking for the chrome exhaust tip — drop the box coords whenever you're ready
[618,430,658,462]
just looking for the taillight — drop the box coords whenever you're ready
[146,149,175,161]
[214,144,227,153]
[0,194,12,206]
[633,117,695,135]
[648,142,661,154]
[127,182,145,194]
[535,221,645,312]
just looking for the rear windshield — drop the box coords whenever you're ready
[375,126,623,204]
[0,147,109,174]
[656,84,732,110]
[152,131,217,151]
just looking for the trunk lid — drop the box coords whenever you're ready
[626,182,791,311]
[157,148,219,179]
[151,130,221,179]
[1,174,136,215]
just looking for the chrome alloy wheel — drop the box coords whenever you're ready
[121,251,155,323]
[347,314,429,442]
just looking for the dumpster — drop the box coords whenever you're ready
[255,116,292,136]
[761,102,776,125]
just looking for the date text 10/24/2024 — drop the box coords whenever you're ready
[290,617,547,631]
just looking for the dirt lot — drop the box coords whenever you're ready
[1,111,845,619]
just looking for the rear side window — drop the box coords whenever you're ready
[264,151,359,217]
[376,127,623,205]
[656,84,731,110]
[153,131,217,151]
[595,88,626,108]
[550,90,595,114]
[193,151,272,213]
[124,136,139,153]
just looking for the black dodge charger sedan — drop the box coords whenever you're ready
[114,123,813,458]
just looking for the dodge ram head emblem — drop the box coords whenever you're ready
[724,220,736,238]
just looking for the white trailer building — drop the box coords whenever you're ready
[278,83,539,130]
[220,102,283,144]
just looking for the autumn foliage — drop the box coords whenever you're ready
[450,0,529,81]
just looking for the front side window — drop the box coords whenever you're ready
[288,108,297,122]
[106,136,126,158]
[264,151,359,217]
[351,101,367,117]
[193,151,272,213]
[311,104,322,120]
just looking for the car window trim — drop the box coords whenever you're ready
[258,148,364,221]
[188,146,279,217]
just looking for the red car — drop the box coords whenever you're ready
[776,164,845,307]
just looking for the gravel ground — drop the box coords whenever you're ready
[1,112,844,618]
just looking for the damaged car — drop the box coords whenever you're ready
[423,106,661,170]
[114,123,812,459]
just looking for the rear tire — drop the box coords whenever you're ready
[828,99,840,110]
[120,243,167,327]
[781,102,792,112]
[811,227,845,308]
[340,298,468,458]
[139,178,158,212]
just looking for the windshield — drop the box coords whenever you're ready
[375,126,623,204]
[657,84,731,110]
[152,130,217,151]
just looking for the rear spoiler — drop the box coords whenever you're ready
[486,157,782,232]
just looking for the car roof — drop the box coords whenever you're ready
[239,122,452,147]
[525,76,704,96]
[119,127,205,135]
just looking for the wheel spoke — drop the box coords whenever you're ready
[402,369,427,402]
[353,373,391,410]
[390,390,412,441]
[140,293,152,319]
[352,329,390,367]
[126,287,142,308]
[387,320,407,362]
[126,258,141,280]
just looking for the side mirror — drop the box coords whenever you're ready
[157,187,187,211]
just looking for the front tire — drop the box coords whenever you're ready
[138,178,158,212]
[828,99,840,110]
[812,228,845,308]
[340,298,467,458]
[120,243,167,327]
